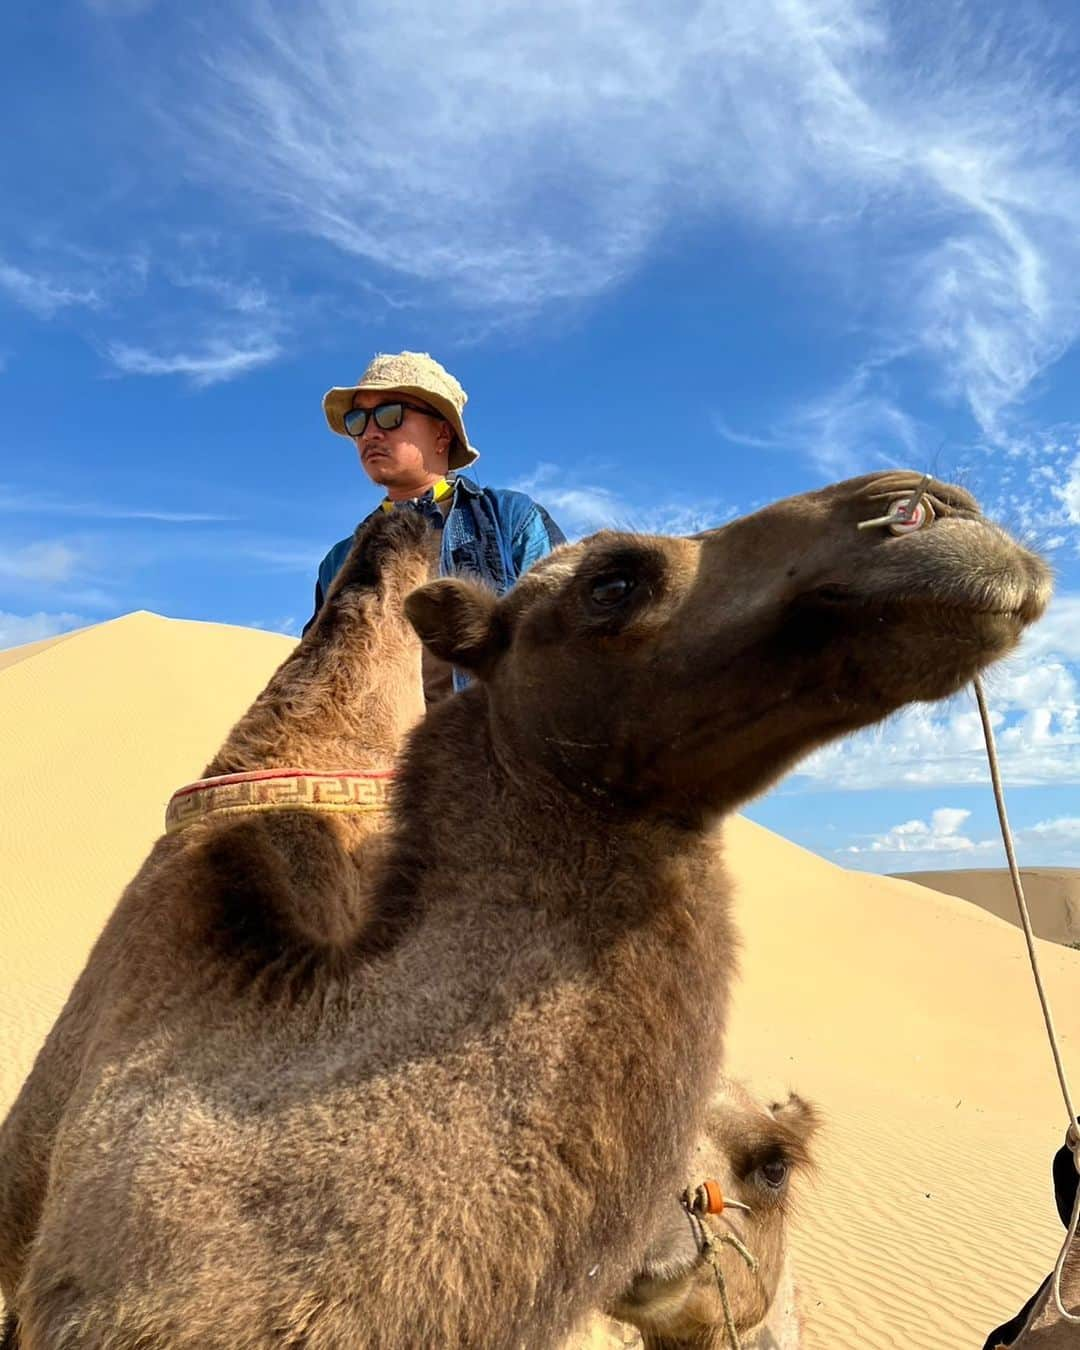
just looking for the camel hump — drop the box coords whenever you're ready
[186,808,406,980]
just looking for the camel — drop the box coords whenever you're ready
[0,508,808,1350]
[0,471,1050,1349]
[573,1077,819,1349]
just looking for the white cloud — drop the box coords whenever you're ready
[842,806,997,857]
[1054,453,1080,525]
[0,610,86,650]
[1007,595,1080,663]
[168,270,270,314]
[0,542,81,585]
[1025,816,1080,847]
[155,0,1080,443]
[0,241,288,386]
[514,463,735,538]
[797,590,1080,789]
[0,261,100,319]
[106,336,282,386]
[716,358,928,477]
[841,809,1080,871]
[246,615,301,636]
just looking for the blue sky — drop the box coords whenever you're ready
[3,0,1079,872]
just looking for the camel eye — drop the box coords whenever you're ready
[759,1158,789,1189]
[590,575,635,607]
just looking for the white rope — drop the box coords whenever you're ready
[973,676,1080,1325]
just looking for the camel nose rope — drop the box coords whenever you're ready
[973,679,1080,1325]
[704,1229,757,1350]
[861,478,1080,1325]
[681,1184,758,1349]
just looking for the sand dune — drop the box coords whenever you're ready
[897,869,1080,948]
[2,612,1078,1347]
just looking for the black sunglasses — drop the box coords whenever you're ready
[343,400,442,437]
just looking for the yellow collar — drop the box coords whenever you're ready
[379,476,454,513]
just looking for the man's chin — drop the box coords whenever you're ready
[361,458,396,484]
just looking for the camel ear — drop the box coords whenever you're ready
[405,578,506,674]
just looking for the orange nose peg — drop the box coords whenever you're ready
[684,1180,752,1217]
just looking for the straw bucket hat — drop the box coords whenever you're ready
[322,351,480,471]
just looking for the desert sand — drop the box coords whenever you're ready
[2,611,1078,1348]
[897,869,1080,949]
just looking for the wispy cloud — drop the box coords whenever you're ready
[239,544,323,573]
[83,0,157,14]
[514,462,735,537]
[167,269,271,314]
[0,610,87,651]
[715,359,928,476]
[1054,451,1080,526]
[0,238,287,387]
[154,0,1080,444]
[711,418,780,452]
[0,542,81,585]
[106,335,282,386]
[1024,816,1080,849]
[246,614,301,636]
[0,260,100,318]
[0,485,235,522]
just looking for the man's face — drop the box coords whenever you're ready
[350,390,451,491]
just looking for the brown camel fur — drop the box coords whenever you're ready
[0,510,810,1349]
[0,510,432,1342]
[0,472,1050,1349]
[575,1077,819,1349]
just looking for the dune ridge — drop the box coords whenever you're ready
[896,869,1080,948]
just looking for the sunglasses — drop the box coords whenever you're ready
[343,400,442,437]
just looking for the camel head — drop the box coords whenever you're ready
[406,471,1051,820]
[606,1080,819,1347]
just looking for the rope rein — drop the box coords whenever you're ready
[705,1229,758,1350]
[863,478,1080,1326]
[973,677,1080,1325]
[682,1190,759,1350]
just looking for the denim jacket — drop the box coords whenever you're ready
[304,475,565,689]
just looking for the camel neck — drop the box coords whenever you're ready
[204,515,431,778]
[387,690,719,929]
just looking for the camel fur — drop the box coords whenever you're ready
[0,472,1050,1349]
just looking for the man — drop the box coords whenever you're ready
[307,350,566,700]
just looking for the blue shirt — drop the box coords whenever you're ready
[304,475,566,689]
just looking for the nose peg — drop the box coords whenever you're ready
[683,1180,752,1217]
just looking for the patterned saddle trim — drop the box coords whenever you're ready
[165,768,396,835]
